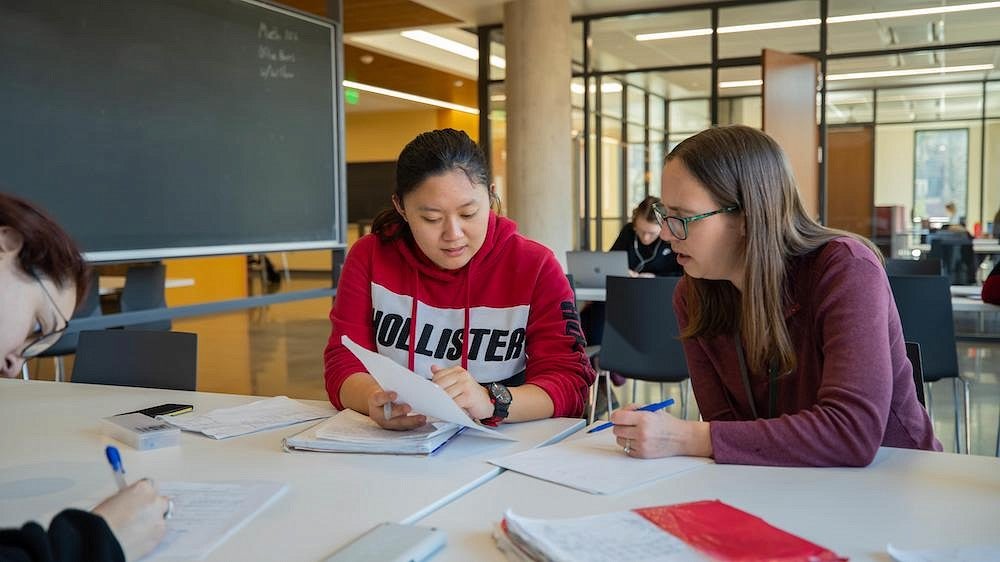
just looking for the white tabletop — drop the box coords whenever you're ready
[420,446,1000,561]
[0,379,582,561]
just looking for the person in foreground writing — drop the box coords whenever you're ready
[610,126,941,467]
[323,129,595,430]
[0,192,169,562]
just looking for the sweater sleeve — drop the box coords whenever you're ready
[672,278,739,421]
[982,261,1000,305]
[709,243,894,467]
[323,236,377,409]
[0,510,125,562]
[521,253,596,418]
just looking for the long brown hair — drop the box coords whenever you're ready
[0,192,90,309]
[371,129,494,243]
[670,126,881,375]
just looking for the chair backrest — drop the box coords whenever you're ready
[599,276,688,382]
[905,341,925,407]
[928,235,976,285]
[120,263,171,330]
[38,270,102,357]
[884,258,941,276]
[71,330,197,390]
[888,275,959,383]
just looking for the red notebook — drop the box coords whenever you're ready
[634,500,845,561]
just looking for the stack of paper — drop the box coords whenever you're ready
[284,409,463,455]
[495,501,844,562]
[162,396,331,439]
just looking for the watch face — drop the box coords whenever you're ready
[490,383,512,405]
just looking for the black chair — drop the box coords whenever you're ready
[27,270,101,381]
[71,330,197,391]
[885,258,941,276]
[888,275,969,453]
[120,264,171,331]
[598,276,690,423]
[905,341,925,407]
[928,234,976,285]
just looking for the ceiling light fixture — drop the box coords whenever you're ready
[636,1,1000,42]
[401,30,507,69]
[570,82,625,94]
[719,63,993,88]
[342,80,479,114]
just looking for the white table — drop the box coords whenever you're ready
[420,446,1000,561]
[913,240,1000,254]
[98,276,195,296]
[0,379,582,561]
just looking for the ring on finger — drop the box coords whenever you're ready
[164,499,174,520]
[624,438,632,455]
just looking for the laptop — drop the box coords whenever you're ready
[566,251,629,289]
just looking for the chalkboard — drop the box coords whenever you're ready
[0,0,344,261]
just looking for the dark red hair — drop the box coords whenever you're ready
[0,192,90,309]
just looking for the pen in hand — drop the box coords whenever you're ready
[586,398,675,433]
[105,445,127,490]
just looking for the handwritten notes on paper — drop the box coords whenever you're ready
[144,481,286,561]
[162,396,331,439]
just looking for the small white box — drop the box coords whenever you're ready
[101,413,180,450]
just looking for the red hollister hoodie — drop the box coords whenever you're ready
[324,212,595,418]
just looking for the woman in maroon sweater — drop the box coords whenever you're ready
[610,126,941,467]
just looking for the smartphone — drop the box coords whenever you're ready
[123,403,194,418]
[323,522,445,562]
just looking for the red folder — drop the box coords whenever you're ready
[635,500,845,561]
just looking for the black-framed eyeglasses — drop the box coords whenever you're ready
[21,270,70,360]
[652,204,739,241]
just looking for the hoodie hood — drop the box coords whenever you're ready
[391,211,518,282]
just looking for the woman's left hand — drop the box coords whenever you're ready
[431,365,494,419]
[610,405,713,459]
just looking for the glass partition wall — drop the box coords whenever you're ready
[479,0,1000,250]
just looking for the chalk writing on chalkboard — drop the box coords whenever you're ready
[258,21,298,79]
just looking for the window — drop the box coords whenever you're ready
[913,129,968,222]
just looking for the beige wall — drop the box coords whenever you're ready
[985,121,1000,233]
[874,120,983,228]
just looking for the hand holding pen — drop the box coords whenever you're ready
[587,398,675,433]
[92,446,170,560]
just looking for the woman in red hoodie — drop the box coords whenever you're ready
[610,126,940,467]
[324,129,595,430]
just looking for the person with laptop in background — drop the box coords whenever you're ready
[323,129,595,430]
[609,126,940,467]
[0,193,169,562]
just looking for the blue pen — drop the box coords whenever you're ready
[105,445,128,490]
[586,398,675,433]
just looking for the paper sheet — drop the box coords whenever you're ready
[888,543,1000,562]
[162,396,331,439]
[502,510,707,562]
[141,481,287,561]
[342,336,516,441]
[489,428,710,494]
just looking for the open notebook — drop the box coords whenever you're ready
[284,409,463,455]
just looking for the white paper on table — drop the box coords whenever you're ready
[489,428,710,494]
[161,396,332,439]
[501,509,707,562]
[342,335,516,441]
[141,481,287,561]
[887,543,1000,562]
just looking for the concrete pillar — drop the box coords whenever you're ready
[503,0,574,263]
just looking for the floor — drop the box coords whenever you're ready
[24,273,1000,458]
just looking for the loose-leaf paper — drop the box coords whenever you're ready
[342,336,516,441]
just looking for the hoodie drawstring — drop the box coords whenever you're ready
[408,264,471,374]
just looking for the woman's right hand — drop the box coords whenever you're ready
[92,479,168,562]
[368,389,427,430]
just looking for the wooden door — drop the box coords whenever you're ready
[827,125,875,237]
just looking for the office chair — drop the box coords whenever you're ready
[598,276,690,424]
[885,258,941,277]
[888,275,969,453]
[928,234,976,285]
[71,330,197,391]
[905,341,926,407]
[30,270,101,382]
[120,263,171,330]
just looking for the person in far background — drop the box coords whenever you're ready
[0,192,169,562]
[579,196,682,347]
[983,261,1000,305]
